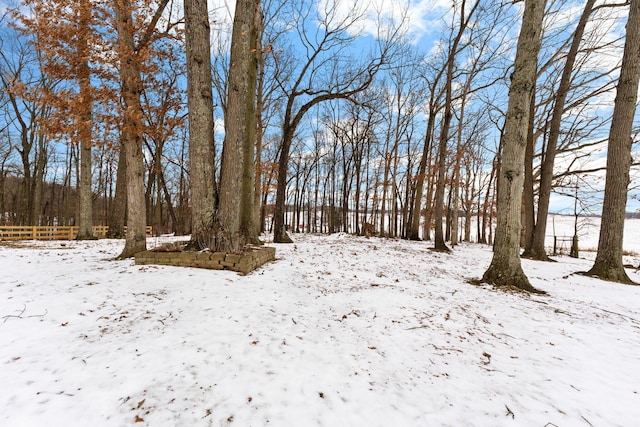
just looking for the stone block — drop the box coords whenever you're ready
[134,246,275,275]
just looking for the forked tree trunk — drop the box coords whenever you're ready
[586,0,640,285]
[483,0,546,293]
[220,0,260,250]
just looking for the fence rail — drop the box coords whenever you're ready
[0,226,152,241]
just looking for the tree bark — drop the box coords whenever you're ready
[238,0,261,245]
[521,93,536,254]
[483,0,546,293]
[76,0,94,240]
[115,0,147,258]
[184,0,218,250]
[254,13,266,235]
[273,123,294,242]
[219,0,260,250]
[31,133,48,226]
[586,0,640,285]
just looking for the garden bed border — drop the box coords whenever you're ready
[135,246,276,275]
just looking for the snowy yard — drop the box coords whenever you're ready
[2,219,640,426]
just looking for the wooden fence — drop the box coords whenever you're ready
[0,225,153,241]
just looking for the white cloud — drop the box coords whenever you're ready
[316,0,451,43]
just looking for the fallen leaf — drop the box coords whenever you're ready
[134,415,144,422]
[137,399,145,409]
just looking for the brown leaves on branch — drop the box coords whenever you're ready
[9,0,185,149]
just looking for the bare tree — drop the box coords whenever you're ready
[113,0,172,258]
[376,47,423,238]
[433,0,480,251]
[272,0,402,243]
[0,22,56,226]
[15,0,101,237]
[586,0,639,284]
[525,0,595,259]
[483,0,546,293]
[409,59,445,241]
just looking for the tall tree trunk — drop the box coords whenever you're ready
[483,0,546,293]
[353,142,363,235]
[238,0,261,244]
[521,93,536,254]
[528,0,596,260]
[19,133,32,225]
[221,0,260,250]
[159,170,178,233]
[77,137,93,237]
[422,164,436,241]
[115,0,147,258]
[254,15,265,235]
[106,143,126,238]
[379,151,391,236]
[60,145,73,226]
[178,139,190,235]
[31,133,48,226]
[450,94,467,246]
[184,0,218,250]
[586,0,640,285]
[153,172,162,234]
[273,125,295,242]
[76,0,94,240]
[0,164,5,224]
[434,0,479,250]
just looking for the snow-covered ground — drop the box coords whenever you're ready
[2,219,640,426]
[542,214,640,255]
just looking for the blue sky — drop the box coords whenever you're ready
[204,0,640,214]
[2,0,638,214]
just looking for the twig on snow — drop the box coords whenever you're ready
[2,304,48,324]
[581,415,594,427]
[2,305,26,322]
[505,405,515,419]
[405,324,429,330]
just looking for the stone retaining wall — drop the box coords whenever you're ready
[135,246,276,275]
